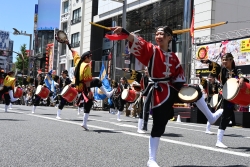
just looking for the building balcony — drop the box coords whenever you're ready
[71,41,80,48]
[71,17,81,25]
[61,12,70,22]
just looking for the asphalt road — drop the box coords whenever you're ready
[0,104,250,167]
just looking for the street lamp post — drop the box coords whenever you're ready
[13,28,32,77]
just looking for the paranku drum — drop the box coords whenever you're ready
[178,86,198,103]
[61,85,78,103]
[121,89,137,102]
[56,30,68,43]
[14,87,23,98]
[35,85,50,99]
[209,94,219,108]
[222,78,250,106]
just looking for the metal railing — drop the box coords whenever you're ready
[70,17,81,25]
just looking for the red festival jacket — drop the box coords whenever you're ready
[129,36,185,108]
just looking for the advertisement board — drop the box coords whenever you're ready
[195,38,250,69]
[0,30,9,51]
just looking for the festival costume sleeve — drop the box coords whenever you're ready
[128,36,154,66]
[82,64,92,82]
[72,50,81,67]
[207,61,221,77]
[171,53,186,83]
[76,63,92,92]
[3,75,16,89]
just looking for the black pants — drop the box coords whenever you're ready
[4,94,10,105]
[151,87,183,137]
[112,96,125,111]
[84,99,93,113]
[58,96,67,110]
[219,99,235,130]
[33,95,41,106]
[0,86,11,100]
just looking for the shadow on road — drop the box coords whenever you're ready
[0,119,25,121]
[231,146,250,152]
[173,165,248,167]
[69,119,93,122]
[162,133,183,137]
[40,114,57,116]
[92,130,121,134]
[89,114,102,117]
[224,134,246,138]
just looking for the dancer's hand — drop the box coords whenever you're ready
[123,68,130,72]
[111,26,123,34]
[238,78,244,89]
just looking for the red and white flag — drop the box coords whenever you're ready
[190,9,195,44]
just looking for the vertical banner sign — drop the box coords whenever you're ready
[49,45,54,71]
[0,30,10,50]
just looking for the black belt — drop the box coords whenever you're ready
[143,78,170,116]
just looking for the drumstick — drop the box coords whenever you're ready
[115,67,123,70]
[89,22,111,30]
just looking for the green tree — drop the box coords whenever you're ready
[14,44,29,85]
[15,44,29,75]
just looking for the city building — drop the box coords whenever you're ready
[59,0,190,79]
[34,0,60,77]
[58,0,98,79]
[0,39,14,73]
[58,0,250,82]
[192,0,250,83]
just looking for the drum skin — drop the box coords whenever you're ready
[121,89,136,102]
[223,78,250,106]
[35,85,50,99]
[14,87,23,98]
[61,85,78,103]
[178,87,198,103]
[210,94,219,108]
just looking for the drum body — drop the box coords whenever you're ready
[14,87,23,98]
[209,94,219,108]
[222,78,250,106]
[35,85,50,99]
[121,89,136,102]
[60,85,78,103]
[178,86,198,103]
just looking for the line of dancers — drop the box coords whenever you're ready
[1,24,248,167]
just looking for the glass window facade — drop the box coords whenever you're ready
[119,0,184,43]
[63,1,69,13]
[71,32,80,48]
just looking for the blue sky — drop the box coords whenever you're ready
[0,0,38,62]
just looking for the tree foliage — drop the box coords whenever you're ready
[14,44,29,74]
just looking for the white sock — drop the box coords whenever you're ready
[117,111,121,120]
[195,98,223,124]
[83,113,89,127]
[32,106,36,113]
[57,109,61,117]
[147,136,160,167]
[8,90,18,102]
[206,121,211,132]
[138,118,143,131]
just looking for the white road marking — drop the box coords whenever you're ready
[1,108,250,158]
